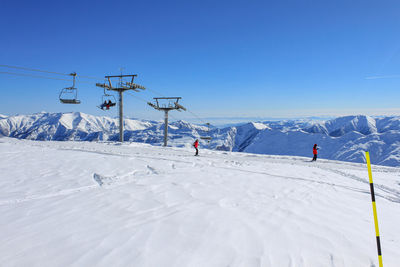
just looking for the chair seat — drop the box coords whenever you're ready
[60,99,81,104]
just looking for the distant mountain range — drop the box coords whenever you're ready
[1,112,399,167]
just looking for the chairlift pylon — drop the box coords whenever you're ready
[59,72,81,104]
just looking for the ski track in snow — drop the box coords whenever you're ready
[93,165,159,188]
[7,139,400,204]
[317,166,400,203]
[189,154,400,204]
[0,185,98,206]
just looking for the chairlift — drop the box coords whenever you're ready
[98,85,116,110]
[59,72,81,104]
[200,123,212,142]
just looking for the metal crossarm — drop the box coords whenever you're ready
[95,83,111,90]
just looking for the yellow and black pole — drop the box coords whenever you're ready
[365,151,383,267]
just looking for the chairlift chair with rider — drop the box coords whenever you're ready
[98,85,116,110]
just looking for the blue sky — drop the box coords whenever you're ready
[1,0,400,122]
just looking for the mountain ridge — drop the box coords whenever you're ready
[1,112,400,167]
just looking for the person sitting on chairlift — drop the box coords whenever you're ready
[104,100,111,110]
[100,100,107,110]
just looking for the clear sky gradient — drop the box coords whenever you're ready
[1,0,400,122]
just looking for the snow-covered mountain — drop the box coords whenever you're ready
[0,112,153,141]
[239,116,400,167]
[1,112,400,167]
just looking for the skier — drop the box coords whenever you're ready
[193,139,199,156]
[312,144,318,161]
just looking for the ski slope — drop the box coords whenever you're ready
[0,137,399,267]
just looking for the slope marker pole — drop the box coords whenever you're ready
[365,151,383,267]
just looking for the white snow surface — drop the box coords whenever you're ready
[1,137,400,267]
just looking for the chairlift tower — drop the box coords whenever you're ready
[147,97,186,146]
[96,74,145,142]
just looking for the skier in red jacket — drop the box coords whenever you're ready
[193,139,199,156]
[312,144,318,161]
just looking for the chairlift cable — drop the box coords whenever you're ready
[126,91,148,103]
[0,71,72,82]
[168,112,180,121]
[76,74,102,80]
[0,64,102,80]
[0,64,69,76]
[0,71,94,84]
[146,87,166,97]
[186,109,207,125]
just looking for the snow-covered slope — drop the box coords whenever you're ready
[1,112,400,167]
[0,138,399,266]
